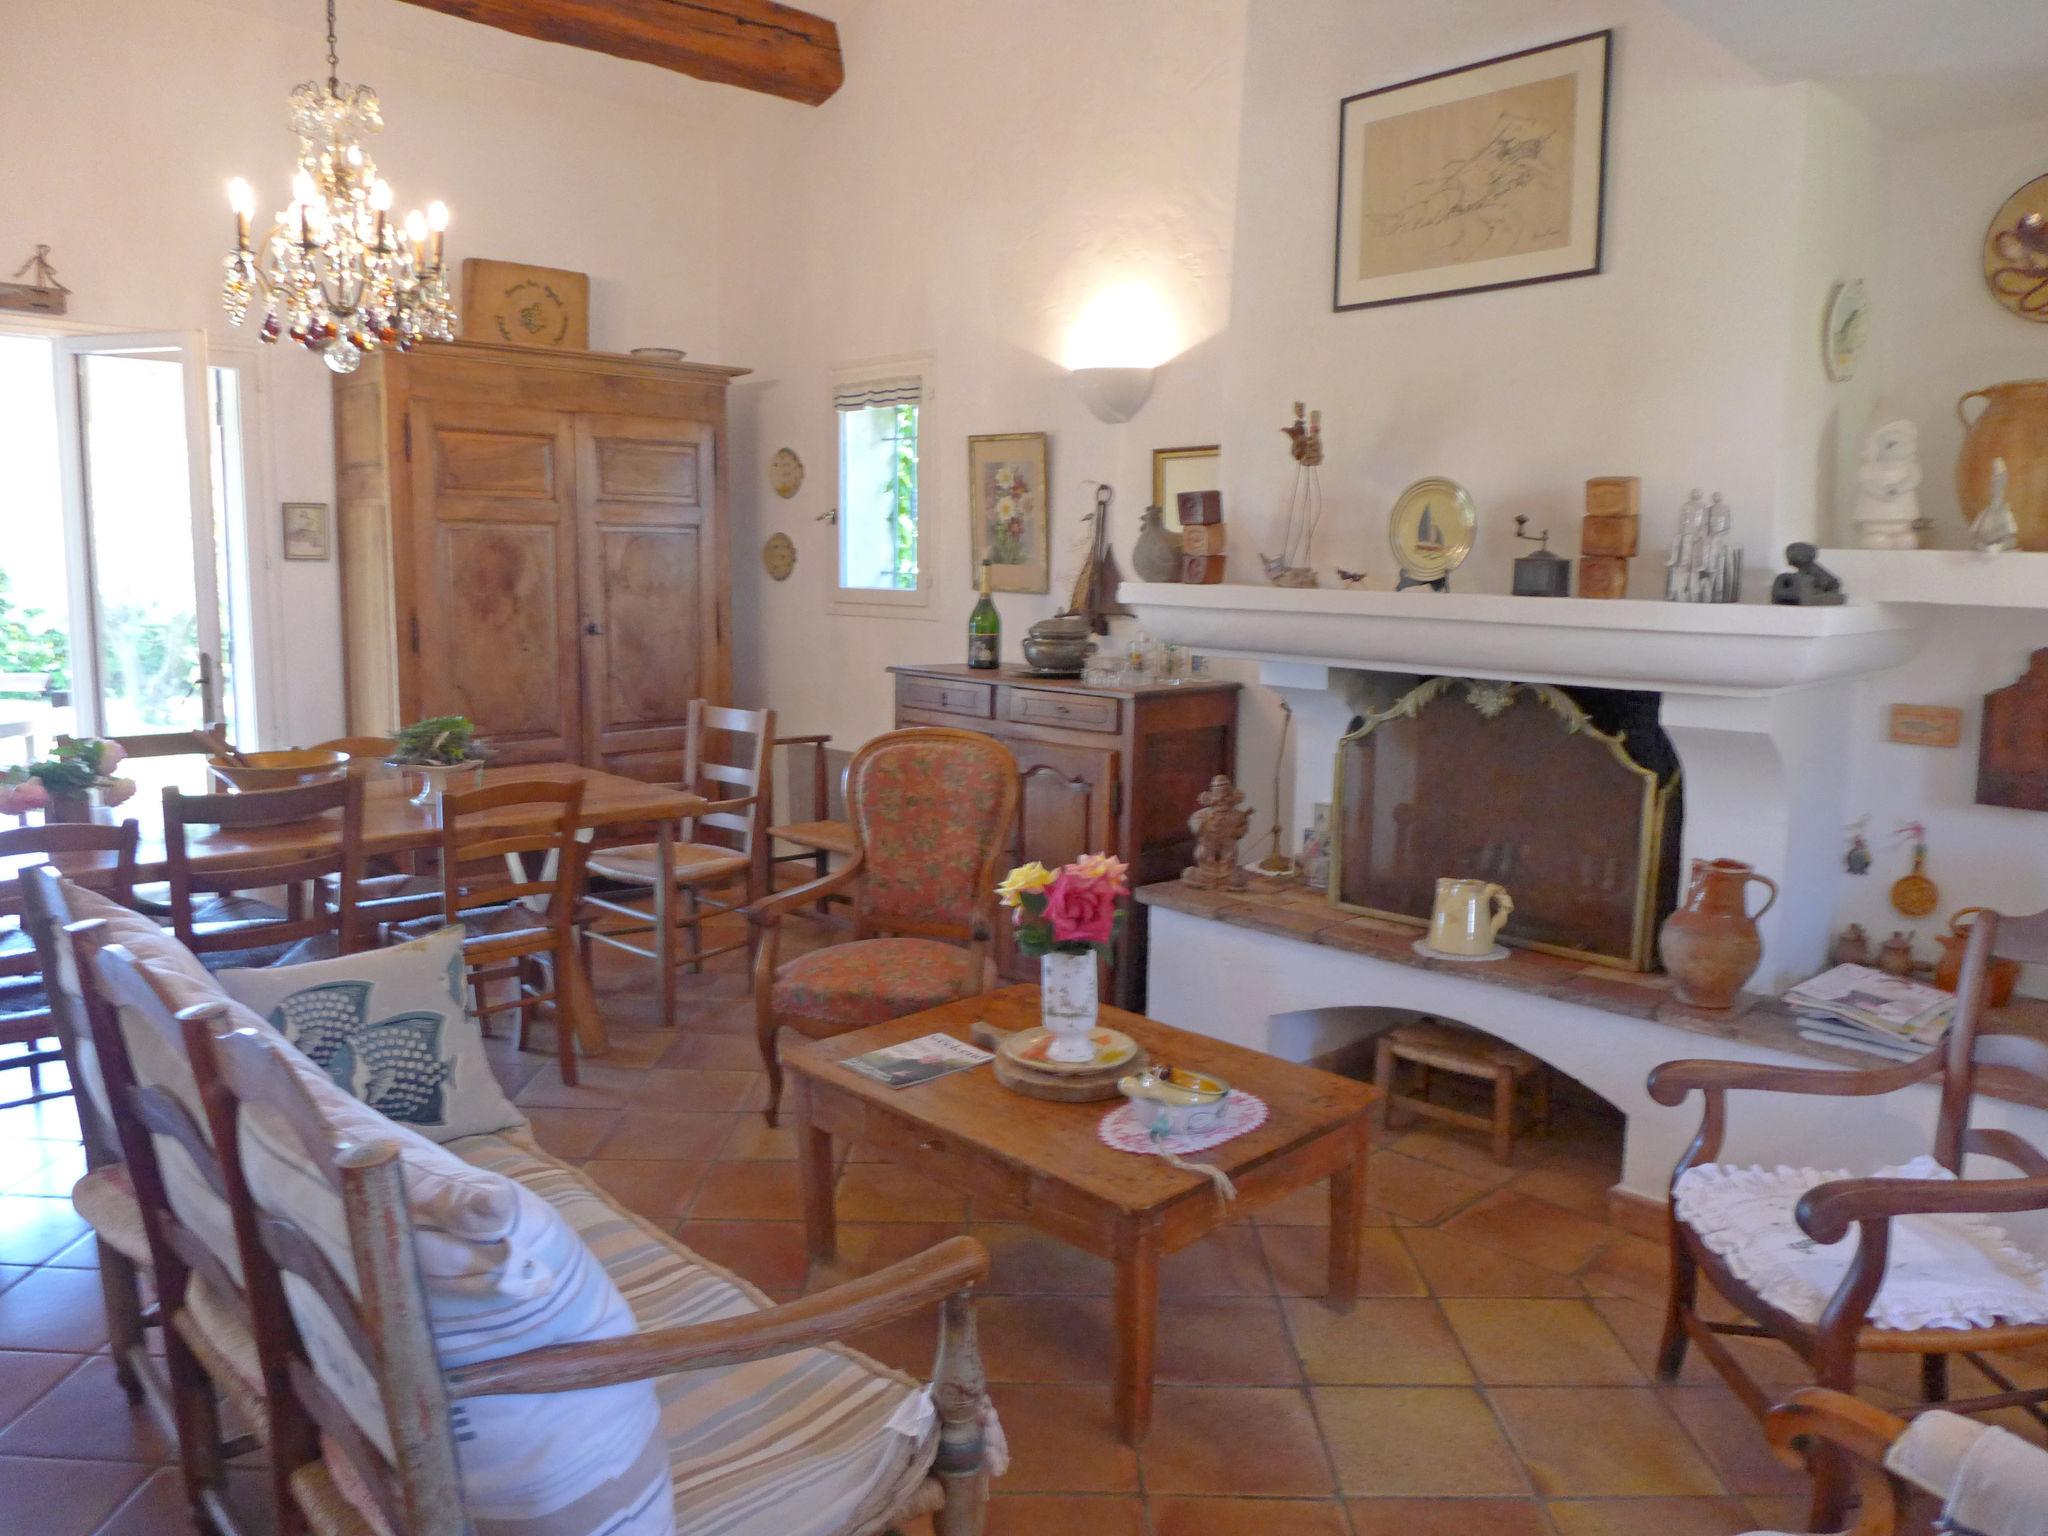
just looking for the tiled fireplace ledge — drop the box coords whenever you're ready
[1136,879,2048,1115]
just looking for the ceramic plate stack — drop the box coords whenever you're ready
[976,1023,1144,1102]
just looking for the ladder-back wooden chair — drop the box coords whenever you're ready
[582,701,775,1026]
[163,769,369,961]
[749,728,1020,1125]
[766,732,856,915]
[417,777,590,1085]
[1,820,138,1107]
[1649,904,2048,1528]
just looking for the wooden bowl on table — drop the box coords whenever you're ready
[206,748,349,792]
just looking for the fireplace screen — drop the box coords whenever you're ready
[1330,678,1681,970]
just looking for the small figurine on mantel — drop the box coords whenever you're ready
[1770,543,1845,605]
[1182,775,1252,890]
[1260,402,1324,588]
[1665,489,1742,603]
[1970,457,2020,555]
[1852,419,1923,550]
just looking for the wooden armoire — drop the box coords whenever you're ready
[333,341,745,779]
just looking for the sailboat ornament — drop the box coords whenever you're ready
[1261,402,1325,587]
[1065,483,1136,635]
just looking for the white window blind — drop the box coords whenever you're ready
[833,375,923,411]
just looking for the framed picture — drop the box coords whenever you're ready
[968,432,1051,593]
[1334,30,1611,312]
[1152,444,1220,532]
[281,501,331,561]
[459,258,591,350]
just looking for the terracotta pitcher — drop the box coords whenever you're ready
[1932,907,2021,1007]
[1957,380,2048,549]
[1658,858,1778,1010]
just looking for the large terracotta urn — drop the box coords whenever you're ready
[1957,380,2048,549]
[1657,858,1778,1010]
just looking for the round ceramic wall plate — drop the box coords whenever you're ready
[769,447,805,498]
[761,531,796,581]
[1823,279,1870,379]
[1001,1026,1140,1074]
[1388,478,1476,582]
[1983,173,2048,322]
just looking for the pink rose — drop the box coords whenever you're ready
[98,777,137,808]
[94,739,127,771]
[1070,852,1129,893]
[0,777,50,815]
[1042,868,1118,947]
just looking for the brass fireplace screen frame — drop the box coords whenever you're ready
[1327,677,1679,971]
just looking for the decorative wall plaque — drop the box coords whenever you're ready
[1886,704,1962,749]
[459,258,590,350]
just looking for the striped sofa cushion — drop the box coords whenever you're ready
[453,1131,939,1536]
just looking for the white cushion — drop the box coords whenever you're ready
[1673,1156,2048,1332]
[220,924,526,1144]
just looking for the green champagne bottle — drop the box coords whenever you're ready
[968,559,1000,669]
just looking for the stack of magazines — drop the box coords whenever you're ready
[1781,964,1953,1060]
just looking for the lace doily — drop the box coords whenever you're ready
[1098,1090,1267,1157]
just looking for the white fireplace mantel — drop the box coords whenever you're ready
[1119,583,1924,696]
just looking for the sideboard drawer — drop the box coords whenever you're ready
[1004,687,1121,735]
[895,674,994,719]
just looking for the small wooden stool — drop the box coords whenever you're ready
[1374,1017,1549,1165]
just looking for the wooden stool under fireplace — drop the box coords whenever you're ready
[1374,1018,1549,1165]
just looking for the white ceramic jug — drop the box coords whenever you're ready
[1428,878,1513,956]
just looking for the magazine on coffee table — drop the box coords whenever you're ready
[842,1033,993,1088]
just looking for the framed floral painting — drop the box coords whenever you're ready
[968,432,1051,592]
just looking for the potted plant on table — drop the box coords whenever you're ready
[997,852,1128,1062]
[0,738,137,821]
[386,715,487,808]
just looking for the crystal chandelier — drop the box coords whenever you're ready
[221,0,454,374]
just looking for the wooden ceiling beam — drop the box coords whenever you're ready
[395,0,843,106]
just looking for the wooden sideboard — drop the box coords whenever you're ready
[889,663,1239,1010]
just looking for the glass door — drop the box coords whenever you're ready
[54,332,225,739]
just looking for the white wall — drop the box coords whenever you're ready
[1,0,746,747]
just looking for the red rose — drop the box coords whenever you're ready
[1042,868,1118,947]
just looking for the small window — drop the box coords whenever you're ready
[835,368,926,605]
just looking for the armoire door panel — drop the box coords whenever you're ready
[409,400,581,760]
[996,740,1119,983]
[576,414,720,776]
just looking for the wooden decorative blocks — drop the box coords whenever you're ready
[1176,489,1224,526]
[1577,555,1629,600]
[1180,523,1227,556]
[1181,554,1227,584]
[1580,477,1640,599]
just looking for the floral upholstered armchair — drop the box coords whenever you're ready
[749,728,1021,1124]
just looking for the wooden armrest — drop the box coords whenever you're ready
[1797,1172,2048,1244]
[748,850,865,927]
[1766,1387,1906,1470]
[1648,1051,1936,1107]
[446,1235,988,1398]
[774,733,833,747]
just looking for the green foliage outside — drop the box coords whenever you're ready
[0,570,68,696]
[888,403,919,588]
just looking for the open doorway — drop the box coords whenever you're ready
[0,328,261,788]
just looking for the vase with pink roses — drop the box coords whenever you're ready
[0,737,137,822]
[996,851,1128,1063]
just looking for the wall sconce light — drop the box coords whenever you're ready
[1065,281,1177,425]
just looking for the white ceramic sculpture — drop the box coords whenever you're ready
[1853,419,1923,550]
[1970,457,2020,554]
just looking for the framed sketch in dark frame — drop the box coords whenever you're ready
[1334,30,1612,312]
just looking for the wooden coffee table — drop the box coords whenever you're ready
[784,985,1378,1443]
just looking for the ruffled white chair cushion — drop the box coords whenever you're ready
[1672,1156,2048,1332]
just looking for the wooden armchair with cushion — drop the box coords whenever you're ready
[1647,904,2048,1528]
[749,728,1021,1125]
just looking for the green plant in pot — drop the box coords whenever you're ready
[387,715,487,806]
[0,738,137,821]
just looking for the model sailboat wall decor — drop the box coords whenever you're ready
[1066,483,1135,636]
[1262,401,1325,586]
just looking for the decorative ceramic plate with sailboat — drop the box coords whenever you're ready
[1388,477,1476,584]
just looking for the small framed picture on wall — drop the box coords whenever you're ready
[968,432,1051,592]
[282,501,331,561]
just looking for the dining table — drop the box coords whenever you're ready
[4,761,706,1055]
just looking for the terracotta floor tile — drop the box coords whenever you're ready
[1443,1300,1645,1386]
[840,1308,940,1377]
[580,1159,710,1228]
[1261,1227,1423,1298]
[1439,1190,1621,1276]
[673,1220,812,1298]
[659,1032,767,1072]
[1657,1387,1806,1496]
[978,1297,1116,1382]
[689,1160,805,1221]
[715,1115,799,1161]
[1367,1150,1496,1224]
[1386,1125,1536,1183]
[1490,1388,1724,1497]
[99,1463,277,1536]
[1148,1495,1351,1535]
[833,1163,970,1223]
[591,1109,735,1162]
[0,1267,30,1294]
[0,1354,169,1461]
[988,1494,1146,1535]
[1249,1180,1335,1226]
[974,1224,1114,1295]
[1588,1298,1719,1388]
[628,1067,765,1113]
[519,1106,621,1160]
[1545,1496,1759,1536]
[0,1347,82,1426]
[990,1384,1140,1493]
[512,1061,638,1110]
[1740,1495,1809,1531]
[1158,1227,1274,1297]
[0,1452,148,1535]
[0,1266,109,1352]
[1513,1161,1620,1221]
[1346,1497,1553,1536]
[1141,1387,1335,1496]
[42,1234,101,1270]
[1284,1297,1472,1386]
[807,1223,964,1292]
[1578,1234,1671,1305]
[3,1146,86,1198]
[1401,1228,1584,1299]
[1313,1385,1529,1497]
[0,1194,91,1267]
[1154,1298,1301,1385]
